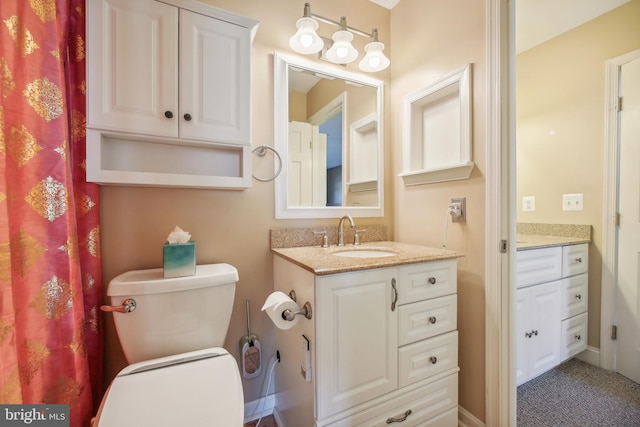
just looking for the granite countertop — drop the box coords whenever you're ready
[516,234,590,250]
[271,241,464,275]
[515,223,591,251]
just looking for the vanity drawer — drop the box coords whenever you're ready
[323,373,458,427]
[561,312,588,360]
[397,260,457,305]
[398,295,457,346]
[516,246,562,288]
[562,243,588,277]
[561,274,588,319]
[399,331,458,388]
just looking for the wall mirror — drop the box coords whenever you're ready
[274,52,384,219]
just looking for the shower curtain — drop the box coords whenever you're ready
[0,1,103,426]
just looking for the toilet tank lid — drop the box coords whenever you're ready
[107,263,238,296]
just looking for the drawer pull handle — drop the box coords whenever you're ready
[391,278,398,312]
[429,316,437,324]
[575,257,582,263]
[430,356,438,364]
[428,277,436,285]
[386,409,412,424]
[575,334,581,341]
[575,294,582,300]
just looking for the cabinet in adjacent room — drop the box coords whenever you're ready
[516,243,589,385]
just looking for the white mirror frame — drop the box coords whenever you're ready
[273,52,384,219]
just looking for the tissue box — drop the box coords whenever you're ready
[163,242,196,278]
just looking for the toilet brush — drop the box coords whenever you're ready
[240,299,261,379]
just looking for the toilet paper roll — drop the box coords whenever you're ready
[261,291,300,330]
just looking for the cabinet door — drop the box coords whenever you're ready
[87,0,178,137]
[527,281,562,380]
[316,268,398,420]
[180,10,250,144]
[517,282,562,385]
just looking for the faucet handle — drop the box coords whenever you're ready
[313,230,329,248]
[354,229,366,245]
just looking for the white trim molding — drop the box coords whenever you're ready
[601,48,640,371]
[485,0,514,425]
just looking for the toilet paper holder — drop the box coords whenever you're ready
[283,290,312,321]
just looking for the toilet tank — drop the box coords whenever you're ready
[106,263,238,364]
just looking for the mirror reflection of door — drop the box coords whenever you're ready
[288,121,327,207]
[319,111,343,206]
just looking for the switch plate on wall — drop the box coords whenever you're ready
[562,193,584,211]
[522,196,535,212]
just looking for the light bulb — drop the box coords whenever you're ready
[325,30,358,64]
[358,41,389,72]
[289,17,323,54]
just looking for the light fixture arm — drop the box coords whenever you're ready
[302,3,375,39]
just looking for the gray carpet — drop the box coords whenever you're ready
[517,358,640,426]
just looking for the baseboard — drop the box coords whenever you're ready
[272,407,285,427]
[458,406,484,427]
[576,345,600,367]
[244,394,276,423]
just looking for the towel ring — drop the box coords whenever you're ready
[252,145,282,182]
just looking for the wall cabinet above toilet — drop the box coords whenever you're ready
[86,0,258,189]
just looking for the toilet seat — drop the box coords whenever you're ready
[93,348,244,426]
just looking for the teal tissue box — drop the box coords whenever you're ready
[163,242,196,278]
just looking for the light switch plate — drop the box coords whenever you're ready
[563,193,584,211]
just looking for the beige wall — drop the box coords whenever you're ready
[390,0,487,421]
[516,0,640,349]
[100,0,392,406]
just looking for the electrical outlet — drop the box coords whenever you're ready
[450,197,466,223]
[522,196,535,212]
[562,193,584,211]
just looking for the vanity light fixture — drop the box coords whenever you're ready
[288,2,390,72]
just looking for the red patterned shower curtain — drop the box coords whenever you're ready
[0,1,103,426]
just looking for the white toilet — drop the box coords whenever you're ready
[93,264,244,426]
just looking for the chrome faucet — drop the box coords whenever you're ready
[337,215,355,246]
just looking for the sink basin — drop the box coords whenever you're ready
[333,249,398,258]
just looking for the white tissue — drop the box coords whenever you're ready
[166,226,191,244]
[262,291,300,330]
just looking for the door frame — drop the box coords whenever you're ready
[600,48,640,371]
[485,0,515,424]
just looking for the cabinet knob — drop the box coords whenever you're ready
[575,294,582,300]
[429,356,438,364]
[164,111,173,119]
[575,334,581,341]
[183,113,192,121]
[575,257,582,263]
[429,316,437,324]
[428,277,436,285]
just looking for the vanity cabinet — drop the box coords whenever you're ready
[273,256,459,426]
[86,0,257,189]
[516,243,588,385]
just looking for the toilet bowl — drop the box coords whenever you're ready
[94,264,244,426]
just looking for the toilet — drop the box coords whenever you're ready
[93,264,244,426]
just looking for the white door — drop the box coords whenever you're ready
[288,121,314,206]
[616,55,640,384]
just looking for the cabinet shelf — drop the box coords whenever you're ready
[87,129,251,189]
